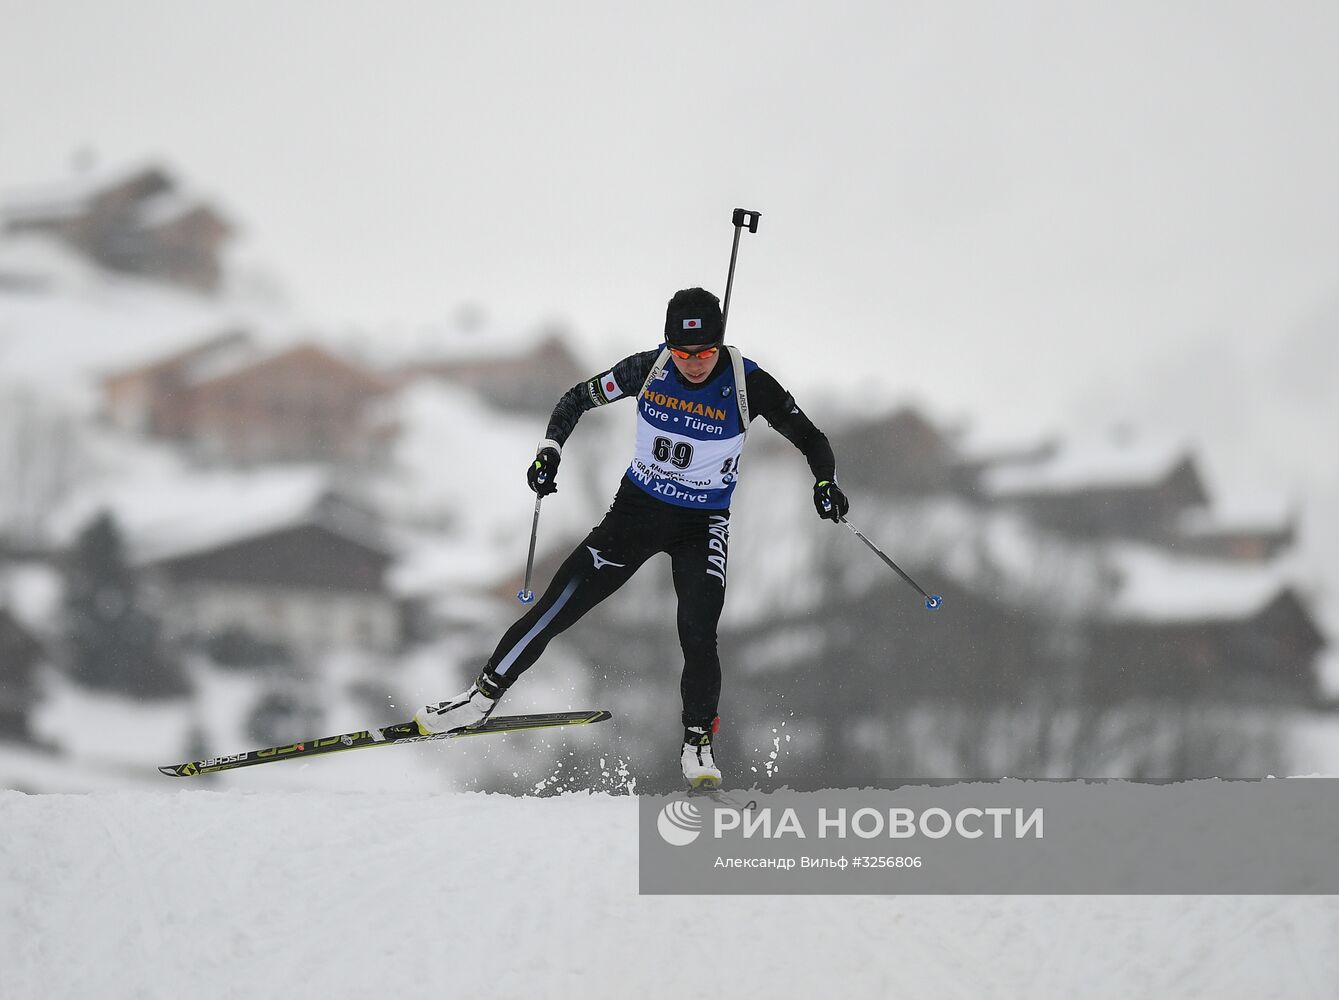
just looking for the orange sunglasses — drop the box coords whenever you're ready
[669,345,720,360]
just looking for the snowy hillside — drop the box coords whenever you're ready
[2,789,1336,1000]
[0,231,293,541]
[0,234,290,408]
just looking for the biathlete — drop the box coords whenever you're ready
[414,287,848,788]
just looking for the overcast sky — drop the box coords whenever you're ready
[3,1,1338,438]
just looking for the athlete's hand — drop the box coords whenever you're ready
[813,479,849,522]
[527,448,560,496]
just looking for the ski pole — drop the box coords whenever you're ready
[840,517,943,611]
[721,208,761,337]
[517,495,543,604]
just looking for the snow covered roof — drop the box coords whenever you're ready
[983,434,1198,497]
[952,424,1057,467]
[50,466,388,566]
[1178,493,1296,537]
[1104,542,1306,624]
[100,328,253,382]
[361,320,579,370]
[187,341,389,392]
[98,329,390,401]
[2,162,231,264]
[732,486,1312,629]
[1,162,170,224]
[134,188,226,230]
[0,233,100,289]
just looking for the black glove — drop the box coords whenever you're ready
[527,447,560,496]
[813,479,849,522]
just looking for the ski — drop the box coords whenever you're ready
[158,710,612,777]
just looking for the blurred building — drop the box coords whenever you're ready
[102,329,252,435]
[1096,544,1324,705]
[978,436,1209,543]
[389,327,587,415]
[102,333,396,466]
[762,412,1329,710]
[139,483,400,659]
[1175,501,1298,562]
[55,468,403,662]
[1,162,232,293]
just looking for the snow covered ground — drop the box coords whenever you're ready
[2,789,1336,1000]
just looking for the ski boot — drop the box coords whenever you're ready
[681,717,722,790]
[414,672,505,735]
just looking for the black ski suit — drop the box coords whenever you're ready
[481,347,836,727]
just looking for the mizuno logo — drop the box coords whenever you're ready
[588,547,626,570]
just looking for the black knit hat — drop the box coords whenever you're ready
[664,287,724,348]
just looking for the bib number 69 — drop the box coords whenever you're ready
[653,436,694,469]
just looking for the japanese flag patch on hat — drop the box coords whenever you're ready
[664,287,723,348]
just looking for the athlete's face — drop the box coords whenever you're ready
[669,344,718,384]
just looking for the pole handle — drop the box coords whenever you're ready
[731,208,762,233]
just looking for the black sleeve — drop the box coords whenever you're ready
[543,350,660,448]
[745,367,837,483]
